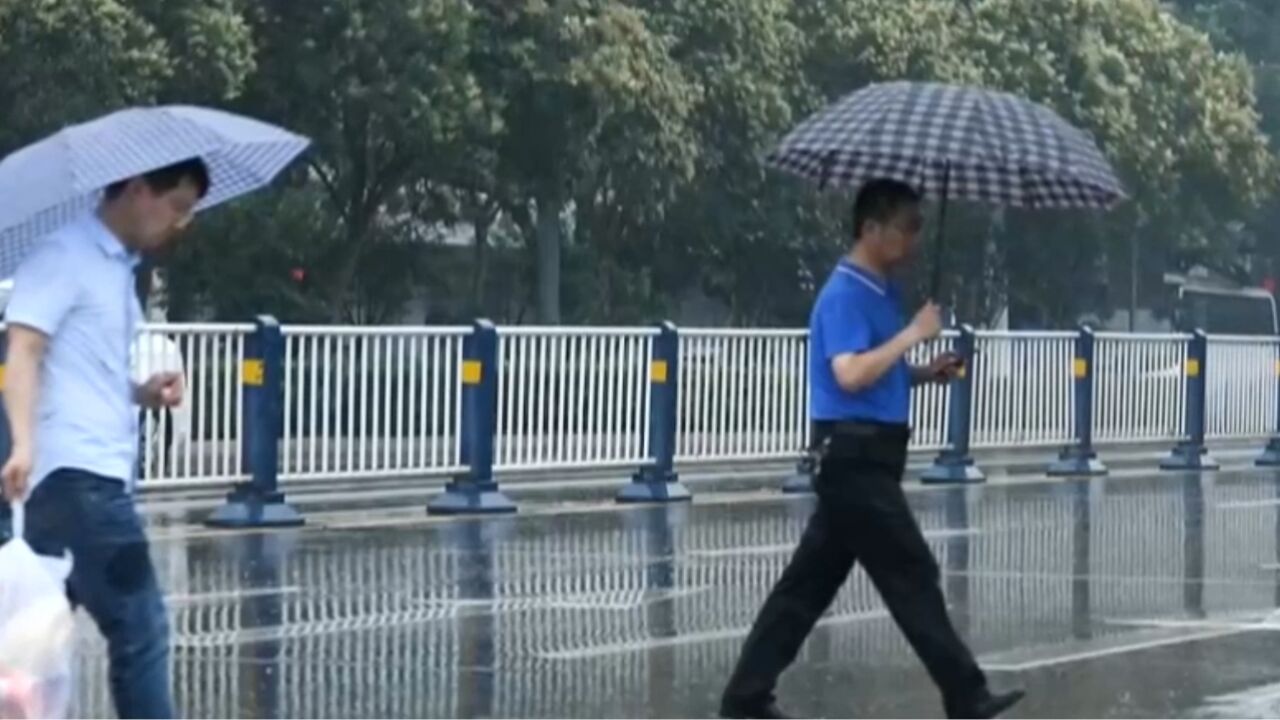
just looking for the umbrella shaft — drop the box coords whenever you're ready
[929,163,952,300]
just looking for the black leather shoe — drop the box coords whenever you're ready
[719,699,791,719]
[946,688,1025,719]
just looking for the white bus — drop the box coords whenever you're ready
[1174,284,1278,336]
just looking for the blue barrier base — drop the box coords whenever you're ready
[617,470,692,504]
[1048,447,1108,477]
[921,452,985,485]
[428,480,517,516]
[1160,443,1220,472]
[781,457,816,495]
[1257,438,1280,467]
[206,485,305,529]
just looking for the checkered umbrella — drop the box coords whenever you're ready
[769,81,1124,207]
[0,105,311,279]
[769,81,1124,295]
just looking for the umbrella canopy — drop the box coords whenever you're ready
[0,105,310,278]
[768,81,1124,209]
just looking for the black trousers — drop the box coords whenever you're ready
[723,426,986,706]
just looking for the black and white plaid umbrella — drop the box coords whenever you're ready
[769,81,1125,208]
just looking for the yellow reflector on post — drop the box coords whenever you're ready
[462,360,483,386]
[1073,358,1088,379]
[650,360,668,384]
[242,359,264,387]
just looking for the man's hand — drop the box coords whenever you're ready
[137,372,184,410]
[1,445,32,502]
[923,352,964,384]
[906,302,944,344]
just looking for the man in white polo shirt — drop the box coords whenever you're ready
[1,158,209,719]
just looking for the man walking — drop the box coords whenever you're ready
[1,159,210,719]
[720,179,1024,720]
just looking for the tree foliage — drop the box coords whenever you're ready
[0,0,1274,328]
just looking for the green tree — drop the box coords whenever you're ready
[0,0,252,155]
[637,0,830,325]
[476,0,701,323]
[789,0,1275,327]
[230,0,492,321]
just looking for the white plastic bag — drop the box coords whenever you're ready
[0,503,74,720]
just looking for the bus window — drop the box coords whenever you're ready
[1177,289,1277,335]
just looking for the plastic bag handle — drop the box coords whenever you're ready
[9,501,22,539]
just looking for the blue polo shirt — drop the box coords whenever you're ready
[809,260,911,424]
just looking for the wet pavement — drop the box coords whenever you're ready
[67,470,1280,718]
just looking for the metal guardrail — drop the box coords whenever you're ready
[495,327,656,472]
[125,321,1280,504]
[134,323,253,488]
[1092,333,1190,445]
[278,326,468,481]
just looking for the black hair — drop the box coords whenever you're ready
[104,157,211,202]
[852,178,921,240]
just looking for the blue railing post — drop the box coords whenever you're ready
[428,320,516,515]
[1257,340,1280,466]
[922,325,985,484]
[1161,330,1219,472]
[207,316,304,528]
[618,322,692,503]
[1049,326,1107,476]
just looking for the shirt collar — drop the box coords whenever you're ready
[836,259,888,297]
[82,213,140,267]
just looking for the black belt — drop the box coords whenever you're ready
[813,420,912,444]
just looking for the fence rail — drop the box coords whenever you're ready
[676,329,808,463]
[125,320,1280,496]
[971,331,1075,449]
[1092,333,1189,445]
[495,327,655,472]
[279,326,468,481]
[1206,335,1279,440]
[134,323,253,487]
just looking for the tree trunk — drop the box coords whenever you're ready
[535,195,562,324]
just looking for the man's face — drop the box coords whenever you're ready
[122,178,201,252]
[867,203,924,267]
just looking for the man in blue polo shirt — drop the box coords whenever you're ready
[720,180,1024,719]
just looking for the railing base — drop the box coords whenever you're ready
[206,484,305,529]
[1047,447,1108,477]
[781,457,816,495]
[617,470,692,504]
[427,480,517,516]
[1160,443,1219,472]
[1257,439,1280,467]
[921,453,985,485]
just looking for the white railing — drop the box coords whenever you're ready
[676,329,809,463]
[494,327,655,472]
[135,324,253,488]
[1206,335,1279,440]
[1092,333,1189,444]
[279,326,468,480]
[971,331,1075,449]
[126,322,1280,488]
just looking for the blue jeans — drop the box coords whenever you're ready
[25,469,174,719]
